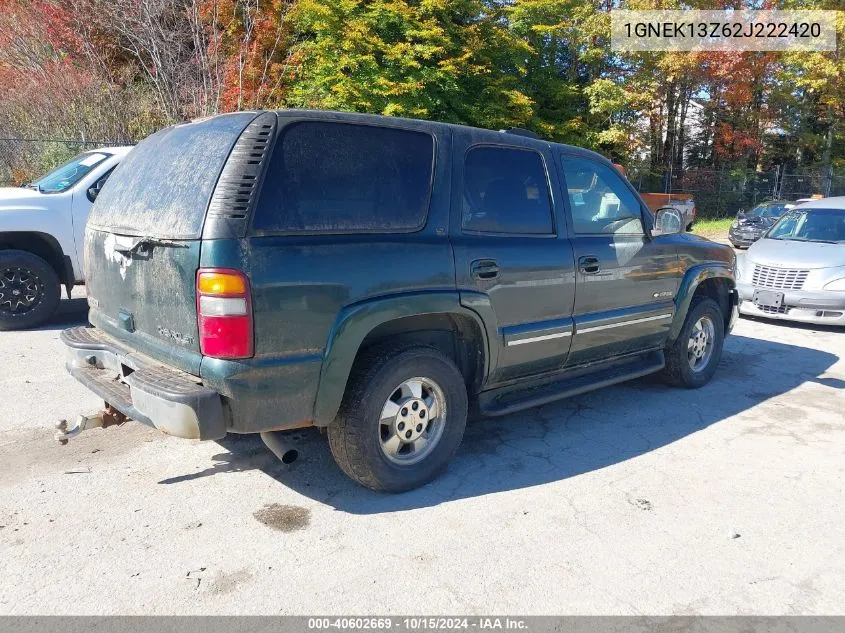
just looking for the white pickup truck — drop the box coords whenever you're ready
[0,146,132,330]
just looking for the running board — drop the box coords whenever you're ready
[478,350,665,417]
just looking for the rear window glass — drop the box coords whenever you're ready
[88,112,256,239]
[252,121,435,233]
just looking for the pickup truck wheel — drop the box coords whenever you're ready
[662,297,724,388]
[0,250,61,331]
[328,346,468,492]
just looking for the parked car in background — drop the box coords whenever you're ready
[737,197,845,326]
[60,110,737,492]
[0,147,132,330]
[728,200,793,248]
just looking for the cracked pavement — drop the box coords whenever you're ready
[1,288,844,614]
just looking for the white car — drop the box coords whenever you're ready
[737,197,845,326]
[0,146,133,330]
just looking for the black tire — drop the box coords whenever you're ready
[328,345,468,492]
[662,297,725,388]
[0,249,61,331]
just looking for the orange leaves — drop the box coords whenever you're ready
[714,122,761,160]
[201,0,294,111]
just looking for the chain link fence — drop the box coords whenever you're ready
[628,165,845,219]
[0,138,133,187]
[777,171,845,202]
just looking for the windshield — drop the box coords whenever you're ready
[32,152,111,193]
[767,209,845,243]
[746,202,788,218]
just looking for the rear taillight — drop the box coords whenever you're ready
[196,269,253,359]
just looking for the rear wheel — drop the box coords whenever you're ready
[662,297,725,388]
[0,250,60,331]
[328,345,468,492]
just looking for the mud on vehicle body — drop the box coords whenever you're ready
[61,110,738,492]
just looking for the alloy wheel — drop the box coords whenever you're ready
[687,315,715,373]
[0,267,42,314]
[378,377,447,465]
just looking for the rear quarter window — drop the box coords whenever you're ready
[252,121,435,234]
[88,112,256,239]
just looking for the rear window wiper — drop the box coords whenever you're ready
[113,236,188,255]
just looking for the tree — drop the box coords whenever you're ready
[286,0,533,129]
[203,0,297,111]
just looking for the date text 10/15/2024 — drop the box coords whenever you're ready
[307,618,528,630]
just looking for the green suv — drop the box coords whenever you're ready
[61,110,739,492]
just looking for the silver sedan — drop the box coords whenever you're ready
[737,197,845,326]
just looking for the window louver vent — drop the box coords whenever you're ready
[207,112,276,220]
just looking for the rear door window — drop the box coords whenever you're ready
[461,146,554,235]
[253,121,435,233]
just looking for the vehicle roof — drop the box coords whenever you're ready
[269,109,614,165]
[793,197,845,210]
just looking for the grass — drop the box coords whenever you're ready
[692,217,733,241]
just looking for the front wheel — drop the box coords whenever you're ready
[0,250,61,331]
[662,297,725,388]
[328,346,468,492]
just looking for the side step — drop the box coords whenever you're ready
[478,350,665,417]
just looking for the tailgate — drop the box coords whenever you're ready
[85,230,203,374]
[83,112,260,375]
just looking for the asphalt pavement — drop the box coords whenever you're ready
[1,287,843,614]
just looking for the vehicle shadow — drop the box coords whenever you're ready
[163,334,841,514]
[34,297,89,331]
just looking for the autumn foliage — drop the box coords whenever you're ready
[0,0,843,183]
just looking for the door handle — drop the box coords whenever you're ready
[471,259,500,280]
[578,255,600,274]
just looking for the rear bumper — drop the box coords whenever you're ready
[61,326,227,440]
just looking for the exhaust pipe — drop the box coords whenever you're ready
[260,431,299,464]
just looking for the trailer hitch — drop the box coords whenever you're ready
[55,405,128,445]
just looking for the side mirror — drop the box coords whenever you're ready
[87,181,103,203]
[652,207,683,236]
